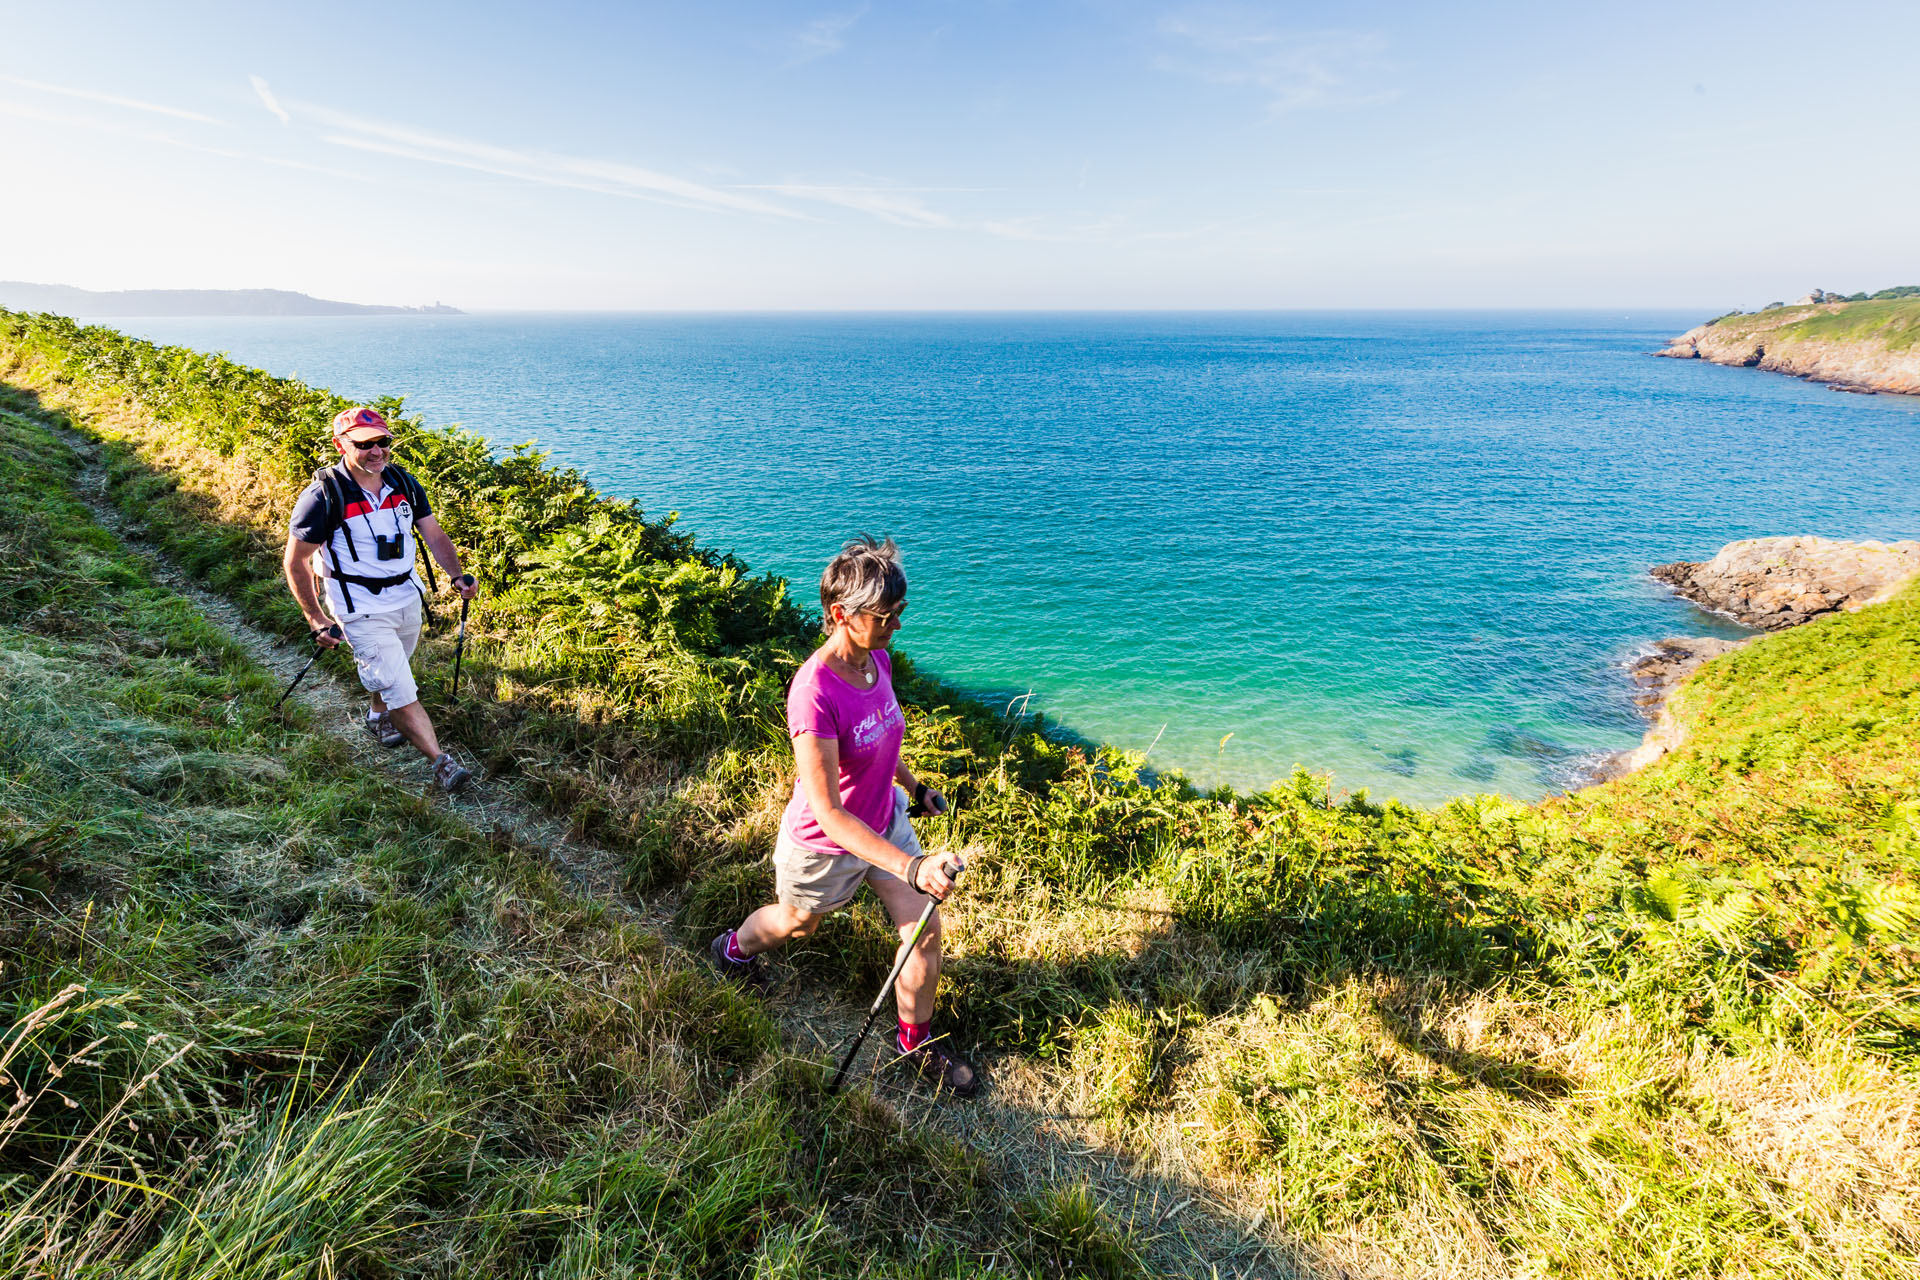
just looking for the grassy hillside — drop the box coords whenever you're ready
[4,308,1917,1277]
[1770,297,1920,352]
[1695,296,1920,355]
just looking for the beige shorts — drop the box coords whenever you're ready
[775,786,923,914]
[339,595,423,711]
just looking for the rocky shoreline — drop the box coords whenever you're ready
[1589,536,1920,783]
[1656,295,1920,395]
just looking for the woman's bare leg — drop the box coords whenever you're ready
[735,902,824,955]
[868,874,942,1026]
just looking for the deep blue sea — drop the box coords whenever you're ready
[105,312,1920,805]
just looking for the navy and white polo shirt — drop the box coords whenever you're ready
[288,463,433,617]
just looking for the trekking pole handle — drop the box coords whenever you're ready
[908,853,964,901]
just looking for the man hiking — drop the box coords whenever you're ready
[283,406,478,793]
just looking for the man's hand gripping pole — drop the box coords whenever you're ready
[275,624,342,711]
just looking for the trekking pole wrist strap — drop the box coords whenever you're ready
[905,854,928,895]
[909,780,943,817]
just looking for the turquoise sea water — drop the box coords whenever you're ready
[107,312,1920,805]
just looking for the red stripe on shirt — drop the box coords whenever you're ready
[342,493,408,520]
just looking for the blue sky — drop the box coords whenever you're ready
[3,1,1917,309]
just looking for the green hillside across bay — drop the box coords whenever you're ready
[1662,288,1920,393]
[3,309,1916,1278]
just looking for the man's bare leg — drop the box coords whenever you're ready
[387,699,443,762]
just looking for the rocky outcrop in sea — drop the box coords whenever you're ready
[1650,536,1920,630]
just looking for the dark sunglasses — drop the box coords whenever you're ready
[346,435,393,451]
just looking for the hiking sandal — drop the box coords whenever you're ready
[892,1037,981,1098]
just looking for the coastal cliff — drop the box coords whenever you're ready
[1657,291,1920,394]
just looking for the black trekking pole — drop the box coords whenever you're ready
[827,858,965,1094]
[449,575,475,698]
[276,625,342,710]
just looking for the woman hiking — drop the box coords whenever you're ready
[709,536,980,1097]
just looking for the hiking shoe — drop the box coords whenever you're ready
[365,711,404,749]
[433,753,472,794]
[892,1037,981,1098]
[707,933,770,992]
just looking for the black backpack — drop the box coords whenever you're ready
[306,463,439,614]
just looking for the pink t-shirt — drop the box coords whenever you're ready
[781,648,906,854]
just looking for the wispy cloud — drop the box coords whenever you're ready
[300,103,804,219]
[0,73,219,124]
[250,75,290,125]
[746,181,1194,244]
[0,97,370,181]
[789,7,867,65]
[1156,8,1394,112]
[750,183,956,228]
[978,215,1197,245]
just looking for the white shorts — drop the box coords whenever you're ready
[340,595,423,711]
[774,786,922,914]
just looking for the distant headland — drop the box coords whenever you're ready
[0,281,462,317]
[1658,286,1919,394]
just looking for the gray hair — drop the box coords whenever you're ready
[820,535,906,630]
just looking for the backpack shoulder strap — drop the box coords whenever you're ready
[305,465,358,612]
[385,464,440,592]
[386,465,430,521]
[309,465,359,559]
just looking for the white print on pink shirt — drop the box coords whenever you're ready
[852,702,903,751]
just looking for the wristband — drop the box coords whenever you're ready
[905,854,928,895]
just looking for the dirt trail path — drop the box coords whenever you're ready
[64,426,1306,1279]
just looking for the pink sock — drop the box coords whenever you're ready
[724,930,749,963]
[898,1019,931,1053]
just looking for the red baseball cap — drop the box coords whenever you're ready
[331,406,389,441]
